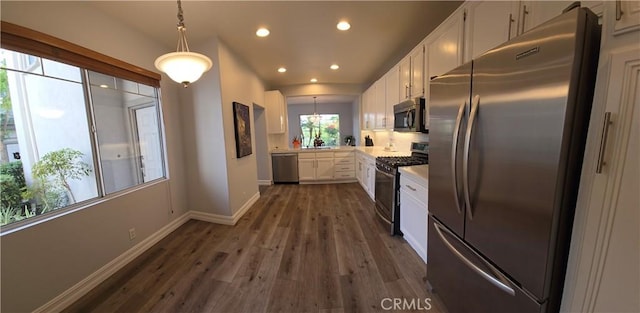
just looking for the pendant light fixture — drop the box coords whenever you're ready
[310,96,320,123]
[155,0,212,87]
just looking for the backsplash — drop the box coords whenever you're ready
[360,130,429,151]
[268,133,289,150]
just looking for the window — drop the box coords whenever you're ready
[0,48,165,227]
[299,114,340,147]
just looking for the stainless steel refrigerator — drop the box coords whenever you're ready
[427,7,600,313]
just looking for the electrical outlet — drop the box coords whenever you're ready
[129,228,136,240]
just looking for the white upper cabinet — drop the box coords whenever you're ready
[520,1,576,34]
[265,90,286,134]
[427,9,465,80]
[613,0,640,34]
[385,66,400,130]
[464,1,519,62]
[361,87,372,130]
[399,56,412,100]
[374,77,387,129]
[410,43,425,98]
[399,44,425,101]
[361,73,392,131]
[465,1,604,62]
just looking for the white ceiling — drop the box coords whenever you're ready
[89,1,462,89]
[287,94,358,106]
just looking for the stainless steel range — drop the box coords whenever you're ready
[375,142,428,235]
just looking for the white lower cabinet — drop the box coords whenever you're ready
[399,168,428,263]
[356,152,376,200]
[356,154,365,186]
[298,152,334,181]
[316,158,335,180]
[334,151,356,180]
[365,157,376,201]
[298,158,316,181]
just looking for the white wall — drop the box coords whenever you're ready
[0,2,188,312]
[253,105,271,182]
[182,38,231,216]
[182,38,264,216]
[217,42,264,213]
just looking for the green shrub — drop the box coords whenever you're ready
[0,161,26,188]
[22,180,67,214]
[0,207,16,225]
[0,173,22,209]
[32,148,90,204]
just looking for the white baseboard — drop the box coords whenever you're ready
[189,191,260,226]
[403,232,427,264]
[33,192,261,313]
[34,212,191,313]
[258,180,272,186]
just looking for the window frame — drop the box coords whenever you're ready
[0,22,167,235]
[298,113,341,147]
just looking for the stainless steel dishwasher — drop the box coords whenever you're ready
[272,153,299,183]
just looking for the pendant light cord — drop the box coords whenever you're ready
[177,0,185,28]
[175,0,190,52]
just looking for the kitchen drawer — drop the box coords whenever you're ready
[335,156,354,164]
[334,171,356,179]
[298,153,316,159]
[334,151,354,158]
[334,164,355,172]
[400,174,427,205]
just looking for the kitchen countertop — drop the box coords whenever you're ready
[271,146,411,159]
[270,147,354,154]
[399,165,429,186]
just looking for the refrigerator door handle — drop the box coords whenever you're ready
[463,95,480,220]
[433,221,516,296]
[451,101,466,213]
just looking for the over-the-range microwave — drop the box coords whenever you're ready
[393,97,427,133]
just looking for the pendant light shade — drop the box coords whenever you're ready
[155,52,212,86]
[155,0,212,87]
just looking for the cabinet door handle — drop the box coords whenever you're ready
[596,112,613,174]
[405,185,417,192]
[616,0,624,21]
[507,13,515,40]
[520,5,528,35]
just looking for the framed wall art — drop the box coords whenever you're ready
[232,101,252,158]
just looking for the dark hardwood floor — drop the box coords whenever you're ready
[63,183,445,313]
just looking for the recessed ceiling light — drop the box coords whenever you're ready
[337,21,351,31]
[310,78,318,83]
[330,64,340,70]
[277,67,287,73]
[99,84,109,88]
[256,28,270,37]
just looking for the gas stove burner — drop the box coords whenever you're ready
[376,156,428,168]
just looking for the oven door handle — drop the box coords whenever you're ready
[376,167,395,179]
[374,204,393,224]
